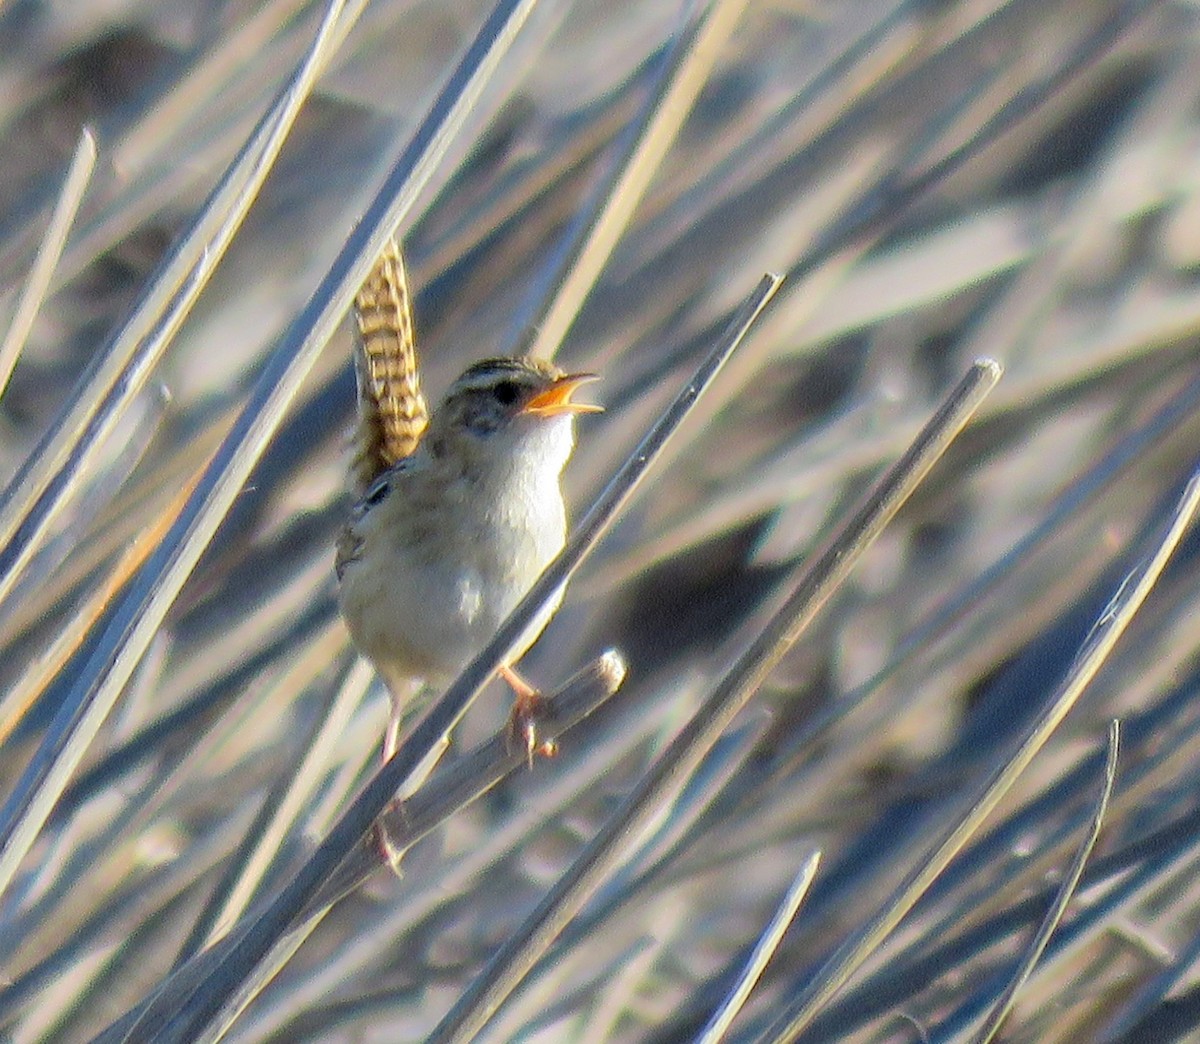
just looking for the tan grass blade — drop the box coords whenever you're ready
[0,450,211,749]
[0,128,96,402]
[968,721,1119,1044]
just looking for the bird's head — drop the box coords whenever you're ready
[427,357,602,480]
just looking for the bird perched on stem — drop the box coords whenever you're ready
[336,236,601,778]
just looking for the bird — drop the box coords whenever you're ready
[336,236,601,777]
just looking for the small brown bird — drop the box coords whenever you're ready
[336,238,601,767]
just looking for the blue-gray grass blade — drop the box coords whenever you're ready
[799,710,1195,1041]
[999,802,1200,1044]
[792,372,1200,778]
[111,0,321,176]
[698,851,822,1044]
[661,363,1200,893]
[427,359,1001,1044]
[114,274,778,1044]
[759,477,1200,1044]
[92,652,626,1044]
[0,0,537,914]
[789,0,1160,289]
[0,127,96,401]
[605,713,772,894]
[619,0,919,278]
[596,4,1155,522]
[966,721,1119,1044]
[488,713,775,994]
[1095,799,1200,1036]
[44,601,336,835]
[0,450,210,749]
[171,658,375,968]
[318,652,628,915]
[519,0,748,363]
[232,655,676,1042]
[0,0,357,609]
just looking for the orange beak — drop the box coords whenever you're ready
[521,373,603,417]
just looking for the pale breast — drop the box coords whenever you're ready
[337,467,568,685]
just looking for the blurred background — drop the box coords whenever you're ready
[3,0,1200,1040]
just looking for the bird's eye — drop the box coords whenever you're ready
[492,380,520,405]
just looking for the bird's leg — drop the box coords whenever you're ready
[374,677,426,876]
[499,662,557,766]
[382,688,405,762]
[374,690,406,874]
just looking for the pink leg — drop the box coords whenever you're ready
[382,690,404,762]
[376,688,409,874]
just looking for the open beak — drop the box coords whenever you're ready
[522,373,603,417]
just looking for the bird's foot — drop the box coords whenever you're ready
[499,663,557,767]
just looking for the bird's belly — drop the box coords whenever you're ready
[338,542,561,687]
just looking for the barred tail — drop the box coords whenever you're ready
[350,236,429,492]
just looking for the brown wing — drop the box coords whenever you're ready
[349,236,429,494]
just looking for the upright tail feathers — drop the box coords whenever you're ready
[350,236,428,493]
